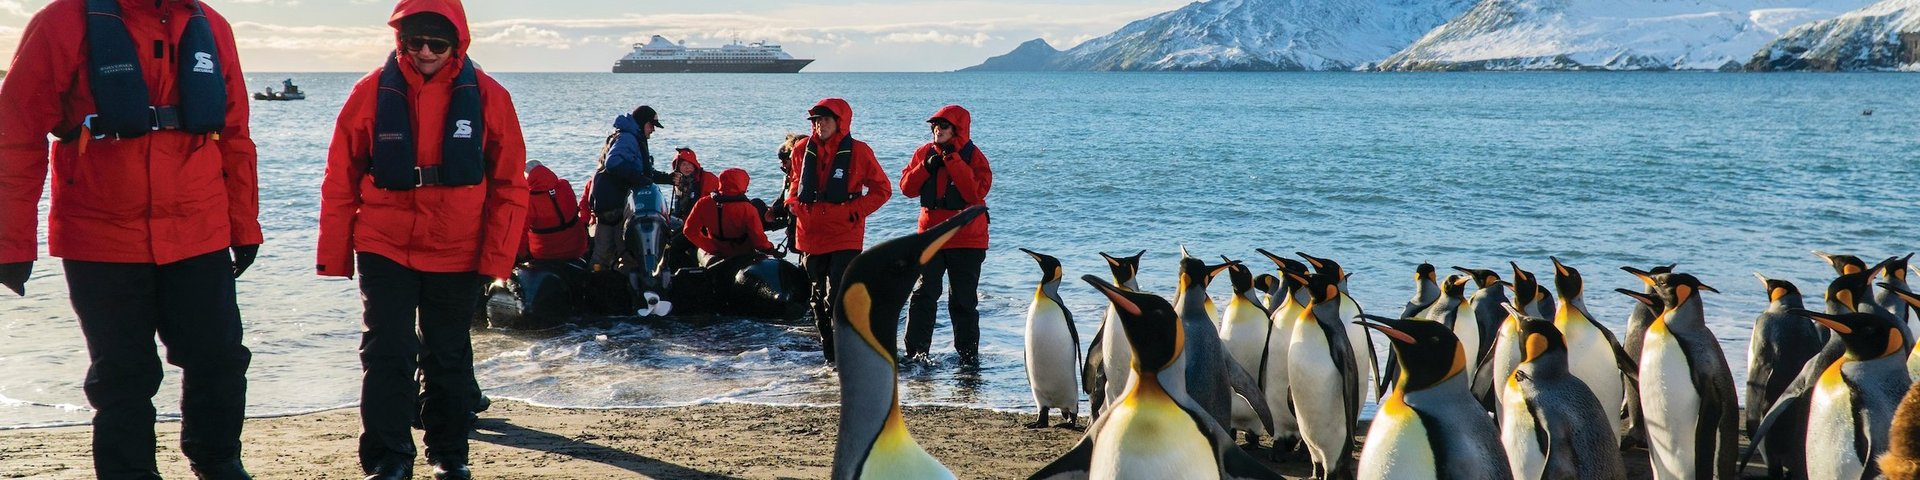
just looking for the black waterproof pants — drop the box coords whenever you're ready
[65,249,250,480]
[355,253,481,472]
[802,250,857,363]
[904,248,987,361]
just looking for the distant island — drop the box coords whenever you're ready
[964,0,1920,72]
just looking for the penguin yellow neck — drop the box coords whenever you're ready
[861,394,953,479]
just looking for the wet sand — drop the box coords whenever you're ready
[0,399,1737,479]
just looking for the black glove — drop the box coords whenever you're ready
[0,261,28,296]
[765,248,788,260]
[231,245,259,278]
[923,151,945,170]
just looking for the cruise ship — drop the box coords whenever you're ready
[612,35,814,73]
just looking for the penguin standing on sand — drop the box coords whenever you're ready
[1619,263,1675,449]
[1793,309,1911,480]
[1483,263,1552,409]
[1255,249,1310,459]
[1027,278,1284,480]
[1217,260,1275,439]
[1019,248,1081,429]
[1745,273,1820,480]
[1617,272,1739,480]
[1298,252,1376,404]
[1353,314,1511,480]
[1744,265,1892,474]
[1545,257,1635,442]
[1454,266,1509,408]
[1499,311,1628,480]
[830,207,985,480]
[1285,270,1361,480]
[1173,254,1273,436]
[1088,250,1145,419]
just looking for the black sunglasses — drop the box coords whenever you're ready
[404,36,452,55]
[930,122,954,131]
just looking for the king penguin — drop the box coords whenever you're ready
[1027,277,1284,480]
[1298,252,1376,404]
[1544,257,1635,444]
[830,207,985,480]
[1876,253,1914,327]
[1352,314,1511,480]
[1745,273,1821,480]
[1498,310,1628,480]
[1173,255,1274,437]
[1744,264,1894,475]
[1089,250,1146,419]
[1284,269,1361,480]
[1616,272,1739,480]
[1454,266,1509,409]
[1255,249,1311,459]
[1794,309,1912,480]
[1217,260,1276,439]
[1619,262,1675,450]
[1380,263,1448,398]
[1481,263,1551,411]
[1020,248,1082,429]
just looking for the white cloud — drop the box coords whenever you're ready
[876,30,994,47]
[0,1,29,18]
[476,24,571,49]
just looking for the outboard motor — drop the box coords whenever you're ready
[626,183,673,315]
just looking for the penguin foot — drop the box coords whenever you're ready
[1023,418,1050,429]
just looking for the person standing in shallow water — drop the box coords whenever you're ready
[314,0,528,478]
[900,105,993,363]
[0,0,261,477]
[785,98,892,364]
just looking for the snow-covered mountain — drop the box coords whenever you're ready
[963,0,1476,71]
[1749,0,1920,70]
[1377,0,1875,71]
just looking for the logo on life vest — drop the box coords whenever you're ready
[453,120,473,139]
[832,168,845,179]
[192,52,215,74]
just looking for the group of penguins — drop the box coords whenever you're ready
[818,207,1920,479]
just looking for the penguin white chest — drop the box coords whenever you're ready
[1453,300,1482,367]
[1357,397,1436,480]
[1807,362,1863,480]
[1101,307,1134,405]
[1499,379,1545,480]
[1560,318,1626,437]
[1639,326,1699,480]
[1089,391,1215,480]
[1025,298,1079,410]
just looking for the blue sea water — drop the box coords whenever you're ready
[2,72,1916,429]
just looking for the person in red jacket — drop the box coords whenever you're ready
[899,105,993,363]
[785,98,891,364]
[314,1,527,478]
[668,147,719,220]
[0,1,260,478]
[685,168,777,261]
[521,161,588,262]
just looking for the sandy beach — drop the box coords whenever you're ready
[0,398,1724,479]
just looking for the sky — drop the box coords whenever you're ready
[0,0,1188,72]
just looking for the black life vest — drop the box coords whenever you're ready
[370,52,485,190]
[918,141,979,210]
[796,136,856,204]
[708,194,751,243]
[84,0,227,138]
[671,172,704,218]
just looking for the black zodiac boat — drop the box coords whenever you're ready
[481,182,807,329]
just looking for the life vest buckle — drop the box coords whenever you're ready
[414,165,442,187]
[148,106,182,131]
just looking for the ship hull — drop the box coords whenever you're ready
[613,59,813,73]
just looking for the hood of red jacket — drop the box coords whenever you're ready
[811,98,853,141]
[525,161,561,191]
[388,0,471,56]
[672,148,702,172]
[718,168,749,196]
[928,104,971,147]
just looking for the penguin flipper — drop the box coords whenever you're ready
[1027,433,1092,480]
[1586,314,1641,383]
[1690,360,1737,479]
[1222,443,1285,480]
[1227,357,1277,437]
[1379,350,1399,399]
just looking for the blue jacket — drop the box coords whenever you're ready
[592,114,670,211]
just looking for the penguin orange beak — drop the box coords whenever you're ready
[1019,247,1043,262]
[1793,309,1854,334]
[1621,266,1656,287]
[1354,314,1417,345]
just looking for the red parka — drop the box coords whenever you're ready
[782,98,891,254]
[521,162,587,261]
[317,0,528,280]
[0,0,261,265]
[671,148,720,200]
[685,168,773,259]
[900,105,991,250]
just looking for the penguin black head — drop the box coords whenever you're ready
[1220,257,1254,294]
[1085,275,1181,374]
[1019,248,1064,285]
[1621,263,1678,291]
[1549,256,1584,300]
[1504,304,1566,363]
[1814,250,1870,276]
[1254,274,1280,296]
[1415,263,1436,282]
[1452,266,1501,289]
[1355,314,1466,392]
[1887,253,1914,284]
[1753,273,1801,303]
[1615,288,1667,314]
[1652,272,1717,308]
[1295,252,1344,279]
[1440,275,1467,299]
[1509,262,1543,308]
[1828,264,1885,314]
[1177,253,1233,291]
[838,206,986,359]
[1792,309,1905,361]
[1099,249,1147,287]
[1283,270,1341,307]
[1256,248,1309,278]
